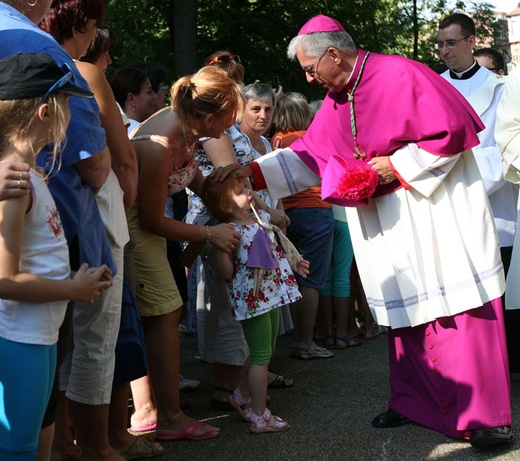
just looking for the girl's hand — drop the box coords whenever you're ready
[208,223,241,254]
[87,265,113,282]
[72,263,113,303]
[295,259,310,278]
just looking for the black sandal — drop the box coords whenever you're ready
[268,374,295,389]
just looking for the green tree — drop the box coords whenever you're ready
[103,0,500,98]
[105,0,171,68]
[104,0,396,99]
[415,0,464,66]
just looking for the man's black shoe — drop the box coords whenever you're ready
[470,426,513,448]
[372,409,411,428]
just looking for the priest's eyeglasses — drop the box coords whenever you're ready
[302,50,328,75]
[436,36,470,50]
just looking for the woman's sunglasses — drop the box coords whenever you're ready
[208,55,241,65]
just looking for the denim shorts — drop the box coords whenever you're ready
[285,207,335,290]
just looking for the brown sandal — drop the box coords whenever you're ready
[120,437,164,460]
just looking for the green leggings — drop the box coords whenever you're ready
[240,309,280,366]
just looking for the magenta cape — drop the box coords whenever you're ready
[291,50,484,206]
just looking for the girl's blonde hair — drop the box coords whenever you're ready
[171,66,244,135]
[0,93,69,173]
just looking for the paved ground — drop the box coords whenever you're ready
[152,331,520,461]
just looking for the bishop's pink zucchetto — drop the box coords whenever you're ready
[297,14,346,35]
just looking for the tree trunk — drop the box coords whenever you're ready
[170,0,198,79]
[412,0,418,60]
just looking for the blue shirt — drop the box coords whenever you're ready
[0,3,115,273]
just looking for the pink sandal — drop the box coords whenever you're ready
[229,388,253,422]
[249,408,290,434]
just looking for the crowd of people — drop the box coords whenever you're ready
[0,1,519,459]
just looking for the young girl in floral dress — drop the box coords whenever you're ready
[202,172,309,433]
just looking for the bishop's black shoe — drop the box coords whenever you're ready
[470,426,513,448]
[371,409,411,428]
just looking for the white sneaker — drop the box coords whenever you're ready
[179,374,200,392]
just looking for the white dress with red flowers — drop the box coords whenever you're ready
[229,210,301,321]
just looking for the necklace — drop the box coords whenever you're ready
[169,125,195,171]
[181,124,193,157]
[346,51,370,160]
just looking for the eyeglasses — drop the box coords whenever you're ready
[208,54,241,65]
[40,64,74,105]
[301,50,328,75]
[157,85,169,92]
[436,36,470,50]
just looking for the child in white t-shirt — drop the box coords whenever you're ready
[0,53,112,460]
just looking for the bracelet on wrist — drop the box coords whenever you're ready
[205,225,211,244]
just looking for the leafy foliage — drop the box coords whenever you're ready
[103,0,501,100]
[105,0,172,69]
